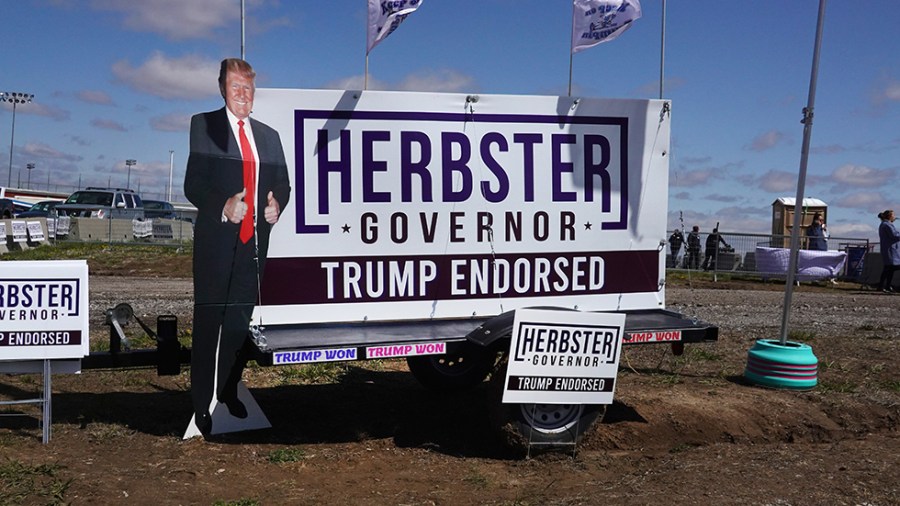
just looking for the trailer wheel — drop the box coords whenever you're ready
[488,360,605,455]
[406,341,498,392]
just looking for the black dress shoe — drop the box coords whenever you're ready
[196,412,213,436]
[220,396,248,419]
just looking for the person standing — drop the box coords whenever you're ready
[877,209,899,293]
[184,58,291,435]
[806,213,828,251]
[686,225,701,270]
[668,228,684,267]
[702,227,730,271]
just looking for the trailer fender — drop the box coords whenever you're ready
[466,307,578,348]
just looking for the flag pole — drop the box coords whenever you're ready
[568,2,576,96]
[778,0,827,346]
[240,0,245,60]
[659,0,666,99]
[365,54,369,90]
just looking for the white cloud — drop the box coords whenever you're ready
[150,113,192,132]
[1,101,70,121]
[830,163,896,189]
[397,69,475,93]
[77,90,115,105]
[112,52,220,100]
[325,69,476,93]
[833,191,891,213]
[669,168,719,187]
[21,142,83,162]
[92,0,239,40]
[756,170,797,193]
[747,130,787,152]
[877,79,900,102]
[91,118,127,132]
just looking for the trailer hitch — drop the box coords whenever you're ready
[104,303,182,375]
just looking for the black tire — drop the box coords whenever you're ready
[488,359,605,455]
[406,341,498,392]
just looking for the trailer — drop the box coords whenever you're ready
[87,89,716,453]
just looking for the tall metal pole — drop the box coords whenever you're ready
[26,162,34,189]
[7,101,16,188]
[1,92,34,188]
[659,0,666,99]
[241,0,246,60]
[125,159,137,189]
[168,150,175,201]
[779,0,827,346]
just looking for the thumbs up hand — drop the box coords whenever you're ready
[264,191,281,224]
[224,188,247,223]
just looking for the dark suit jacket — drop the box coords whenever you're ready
[184,107,291,305]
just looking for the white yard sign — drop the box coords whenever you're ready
[26,221,44,242]
[0,260,90,361]
[251,89,670,326]
[503,309,625,404]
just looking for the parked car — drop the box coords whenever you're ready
[143,199,176,220]
[17,200,61,218]
[0,198,16,218]
[56,187,144,219]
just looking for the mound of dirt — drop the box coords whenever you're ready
[1,278,898,505]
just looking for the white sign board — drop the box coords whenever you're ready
[251,89,670,326]
[26,220,45,242]
[47,218,56,239]
[56,216,70,236]
[503,308,625,404]
[11,220,27,243]
[0,260,90,360]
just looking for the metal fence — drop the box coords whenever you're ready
[666,231,873,283]
[1,211,195,252]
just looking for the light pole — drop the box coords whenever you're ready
[125,159,136,189]
[26,162,34,189]
[1,91,35,188]
[168,150,174,201]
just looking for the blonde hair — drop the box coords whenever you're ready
[218,58,256,98]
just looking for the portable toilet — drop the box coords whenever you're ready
[772,197,827,248]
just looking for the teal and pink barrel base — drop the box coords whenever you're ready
[744,339,818,390]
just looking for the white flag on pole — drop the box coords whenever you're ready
[367,0,425,54]
[571,0,642,54]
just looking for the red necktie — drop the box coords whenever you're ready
[238,120,255,244]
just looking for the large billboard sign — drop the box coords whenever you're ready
[0,260,90,361]
[252,90,670,325]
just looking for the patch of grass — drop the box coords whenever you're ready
[267,447,308,463]
[688,348,721,362]
[669,442,701,453]
[463,469,489,489]
[0,459,72,505]
[655,373,683,386]
[881,380,900,392]
[213,499,259,506]
[787,329,816,342]
[4,242,193,277]
[275,363,348,385]
[85,422,136,442]
[817,380,858,394]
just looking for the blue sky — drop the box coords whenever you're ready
[2,0,898,240]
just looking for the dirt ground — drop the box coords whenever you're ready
[2,275,899,505]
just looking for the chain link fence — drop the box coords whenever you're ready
[667,231,875,285]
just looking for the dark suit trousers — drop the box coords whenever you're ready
[191,239,259,419]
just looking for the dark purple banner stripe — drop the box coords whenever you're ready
[260,250,659,306]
